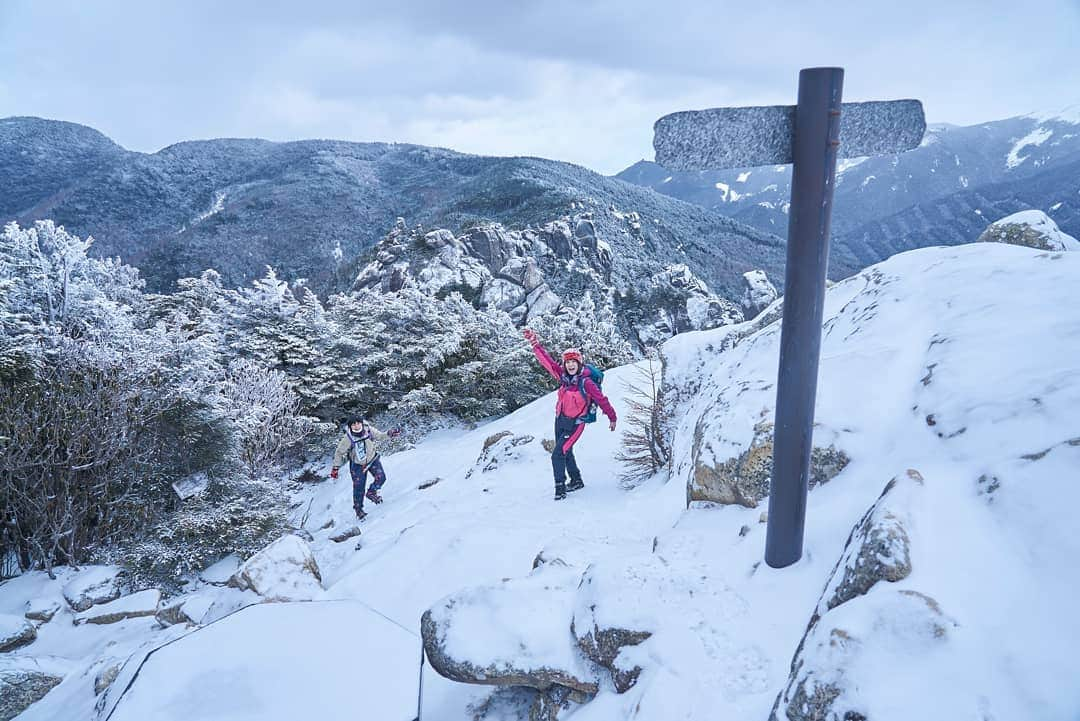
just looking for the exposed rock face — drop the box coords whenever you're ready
[976,209,1080,251]
[741,269,778,319]
[467,432,536,478]
[75,589,161,626]
[228,535,323,602]
[351,215,624,326]
[633,264,744,348]
[0,614,36,652]
[0,657,65,721]
[688,420,849,507]
[61,567,124,612]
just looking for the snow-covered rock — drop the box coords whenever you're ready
[228,535,323,602]
[198,553,241,585]
[74,589,161,626]
[329,525,362,543]
[466,431,537,478]
[0,656,66,721]
[24,597,62,623]
[688,420,849,507]
[61,567,124,612]
[571,563,653,692]
[94,659,123,695]
[976,209,1080,251]
[771,589,958,721]
[0,613,36,651]
[741,269,779,319]
[814,471,920,620]
[156,592,216,627]
[422,564,599,698]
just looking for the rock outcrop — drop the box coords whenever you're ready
[689,420,849,507]
[740,269,779,319]
[976,209,1080,251]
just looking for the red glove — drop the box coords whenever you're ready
[389,428,402,438]
[523,328,538,346]
[330,467,339,479]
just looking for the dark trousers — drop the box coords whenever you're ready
[350,457,386,509]
[552,415,585,491]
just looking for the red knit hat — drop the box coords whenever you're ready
[562,348,583,364]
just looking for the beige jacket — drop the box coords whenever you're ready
[333,425,389,469]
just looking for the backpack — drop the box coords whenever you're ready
[576,364,605,423]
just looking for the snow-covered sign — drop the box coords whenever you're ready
[171,473,209,500]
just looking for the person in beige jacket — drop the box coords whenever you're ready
[330,416,400,519]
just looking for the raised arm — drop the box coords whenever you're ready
[523,329,561,381]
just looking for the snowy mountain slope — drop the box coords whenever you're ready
[4,242,1079,720]
[0,117,785,300]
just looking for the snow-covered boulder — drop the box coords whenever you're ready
[421,565,599,698]
[572,563,654,692]
[815,471,920,620]
[771,589,958,721]
[156,593,215,627]
[74,589,161,626]
[228,535,323,602]
[741,269,778,319]
[61,567,124,612]
[466,431,536,478]
[0,614,36,651]
[198,554,241,585]
[0,656,65,721]
[688,420,849,507]
[24,597,62,623]
[977,209,1080,251]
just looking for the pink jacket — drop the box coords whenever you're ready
[531,344,617,422]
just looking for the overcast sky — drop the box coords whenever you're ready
[2,0,1078,173]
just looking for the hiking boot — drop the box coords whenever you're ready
[365,488,383,505]
[354,506,368,521]
[567,479,585,493]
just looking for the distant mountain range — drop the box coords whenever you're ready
[616,106,1080,276]
[0,117,785,299]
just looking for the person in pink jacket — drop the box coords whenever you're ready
[523,328,617,500]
